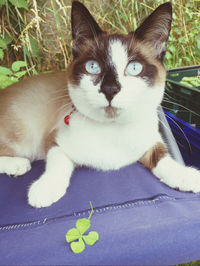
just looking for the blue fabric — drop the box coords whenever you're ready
[1,160,200,265]
[165,110,200,169]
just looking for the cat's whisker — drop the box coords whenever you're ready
[157,110,183,146]
[163,92,176,100]
[47,94,71,104]
[55,102,73,116]
[162,99,200,118]
[162,106,176,112]
[49,87,69,94]
[157,112,174,136]
[163,112,192,152]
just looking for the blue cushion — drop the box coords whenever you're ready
[1,160,200,265]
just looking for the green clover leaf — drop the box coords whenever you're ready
[83,231,99,246]
[76,218,90,235]
[66,202,99,254]
[66,228,80,243]
[70,238,85,254]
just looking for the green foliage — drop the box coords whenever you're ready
[76,218,91,235]
[66,202,99,254]
[0,0,199,74]
[0,0,28,9]
[180,76,200,88]
[0,61,28,89]
[0,37,7,60]
[70,238,85,254]
[83,231,99,246]
[12,61,27,72]
[0,0,6,6]
[164,1,200,68]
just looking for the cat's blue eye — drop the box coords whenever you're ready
[85,60,101,75]
[125,61,143,76]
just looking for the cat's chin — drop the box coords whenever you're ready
[104,106,119,119]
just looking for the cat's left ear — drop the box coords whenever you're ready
[71,1,104,57]
[134,2,172,61]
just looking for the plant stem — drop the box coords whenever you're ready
[88,202,94,220]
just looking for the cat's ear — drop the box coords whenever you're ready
[71,1,103,57]
[134,2,172,61]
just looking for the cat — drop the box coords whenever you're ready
[0,1,200,208]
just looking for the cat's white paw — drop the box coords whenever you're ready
[4,157,31,177]
[153,156,200,193]
[28,175,67,208]
[157,165,200,193]
[175,167,200,193]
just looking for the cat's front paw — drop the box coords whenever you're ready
[181,167,200,193]
[152,156,200,193]
[28,175,67,208]
[159,166,200,193]
[5,157,31,177]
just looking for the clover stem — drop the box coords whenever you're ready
[88,201,94,220]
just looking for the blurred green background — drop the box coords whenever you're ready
[0,0,199,88]
[0,0,199,70]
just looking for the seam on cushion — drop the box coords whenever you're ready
[0,194,199,231]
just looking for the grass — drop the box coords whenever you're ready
[0,0,199,75]
[179,261,200,266]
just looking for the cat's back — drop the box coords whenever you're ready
[0,71,70,160]
[0,71,69,112]
[0,71,68,106]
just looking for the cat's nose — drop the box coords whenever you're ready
[100,85,120,103]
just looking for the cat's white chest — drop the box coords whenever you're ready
[56,112,159,170]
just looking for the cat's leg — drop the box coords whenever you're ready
[0,143,31,176]
[140,142,200,192]
[28,146,74,208]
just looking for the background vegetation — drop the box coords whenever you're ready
[0,0,199,88]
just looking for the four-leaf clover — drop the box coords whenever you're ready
[66,203,99,254]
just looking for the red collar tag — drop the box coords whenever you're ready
[64,114,71,125]
[64,106,75,125]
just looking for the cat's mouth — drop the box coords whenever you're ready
[104,106,119,119]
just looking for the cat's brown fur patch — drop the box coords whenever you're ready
[44,129,58,155]
[0,142,16,157]
[0,71,71,160]
[139,142,168,170]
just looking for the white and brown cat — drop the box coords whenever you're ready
[0,1,200,208]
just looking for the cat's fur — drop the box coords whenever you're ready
[1,1,200,208]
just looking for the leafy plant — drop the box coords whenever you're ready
[66,202,99,254]
[0,61,28,89]
[0,37,7,60]
[0,0,28,9]
[0,0,199,74]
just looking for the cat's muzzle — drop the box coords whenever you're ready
[104,106,119,118]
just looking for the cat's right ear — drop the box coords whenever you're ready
[71,1,103,57]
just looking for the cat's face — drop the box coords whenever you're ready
[67,2,172,123]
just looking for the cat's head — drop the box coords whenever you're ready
[67,1,172,123]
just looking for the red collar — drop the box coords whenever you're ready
[64,105,76,125]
